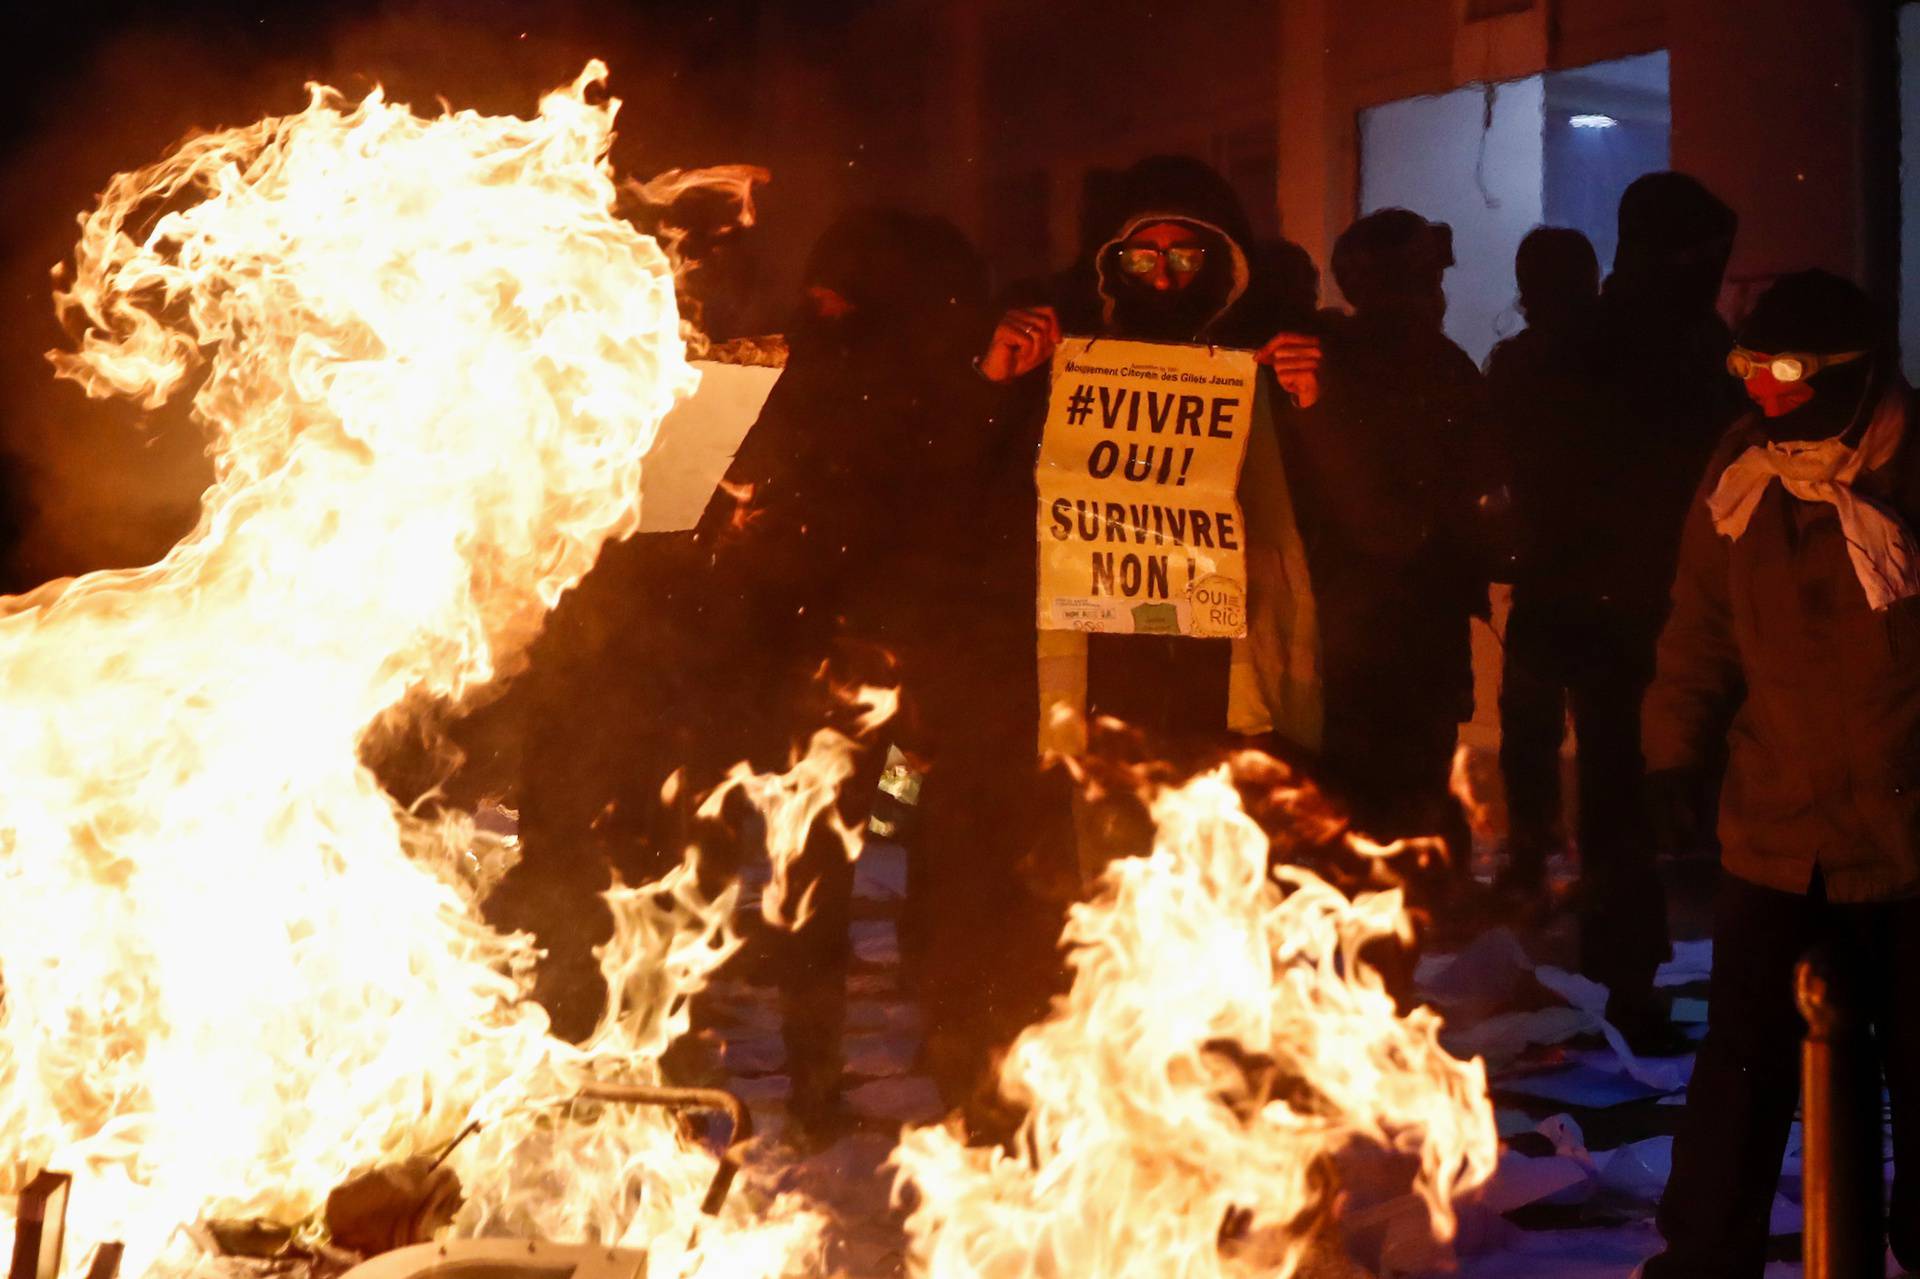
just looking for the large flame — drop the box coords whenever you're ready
[0,63,819,1278]
[892,766,1499,1279]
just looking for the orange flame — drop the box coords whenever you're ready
[0,63,819,1278]
[699,684,898,929]
[892,766,1498,1279]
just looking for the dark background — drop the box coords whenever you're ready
[0,0,1899,591]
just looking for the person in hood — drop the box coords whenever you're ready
[1488,174,1742,1049]
[1486,226,1608,906]
[1278,208,1493,889]
[1641,270,1920,1277]
[947,157,1323,1136]
[976,154,1323,756]
[692,207,1003,1144]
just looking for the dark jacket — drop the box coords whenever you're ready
[1281,308,1490,716]
[697,210,1008,763]
[1644,390,1920,902]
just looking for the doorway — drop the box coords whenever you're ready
[1358,50,1672,363]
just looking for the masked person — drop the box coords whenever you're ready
[1641,270,1920,1278]
[1490,174,1741,1046]
[1278,208,1492,890]
[957,156,1322,1135]
[693,208,999,1144]
[977,154,1323,760]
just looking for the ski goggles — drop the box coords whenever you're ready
[1726,347,1867,383]
[1117,244,1209,276]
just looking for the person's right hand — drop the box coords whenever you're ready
[1255,332,1323,408]
[977,305,1060,382]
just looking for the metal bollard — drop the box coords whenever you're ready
[1796,952,1885,1279]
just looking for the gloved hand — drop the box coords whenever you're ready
[1643,768,1706,856]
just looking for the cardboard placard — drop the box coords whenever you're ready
[1036,338,1254,637]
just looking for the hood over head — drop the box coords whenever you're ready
[1085,155,1257,342]
[1331,207,1454,330]
[793,207,990,357]
[1607,172,1737,316]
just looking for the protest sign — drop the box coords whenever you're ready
[1036,337,1255,638]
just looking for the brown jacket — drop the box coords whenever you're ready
[1644,389,1920,902]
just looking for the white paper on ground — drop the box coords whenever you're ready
[1449,1005,1594,1068]
[1534,965,1692,1093]
[1479,1149,1595,1213]
[639,360,781,532]
[843,1032,918,1079]
[852,839,909,901]
[1418,927,1537,1011]
[1593,1136,1674,1203]
[850,920,900,966]
[1452,1221,1663,1279]
[846,1074,943,1123]
[1655,939,1714,988]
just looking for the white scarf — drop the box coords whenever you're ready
[1708,384,1920,611]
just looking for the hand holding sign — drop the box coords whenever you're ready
[1255,331,1323,408]
[978,305,1061,382]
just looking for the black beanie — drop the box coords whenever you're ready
[1737,269,1883,356]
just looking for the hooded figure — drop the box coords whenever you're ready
[920,159,1324,1138]
[1016,155,1319,754]
[684,208,1004,1142]
[1046,154,1298,347]
[1642,269,1920,1277]
[1480,175,1743,1049]
[1279,207,1491,878]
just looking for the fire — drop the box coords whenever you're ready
[700,683,898,929]
[891,766,1499,1279]
[0,64,820,1278]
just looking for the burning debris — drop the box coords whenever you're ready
[891,767,1498,1279]
[0,62,820,1279]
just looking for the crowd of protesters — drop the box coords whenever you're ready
[497,155,1917,1276]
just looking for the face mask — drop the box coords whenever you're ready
[1759,359,1875,444]
[1110,272,1229,341]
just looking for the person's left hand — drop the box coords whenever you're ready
[1255,332,1322,408]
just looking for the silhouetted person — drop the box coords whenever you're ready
[1281,208,1492,875]
[695,207,998,1143]
[1643,269,1920,1279]
[1516,225,1599,330]
[1487,226,1607,899]
[982,156,1322,754]
[1500,175,1740,1047]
